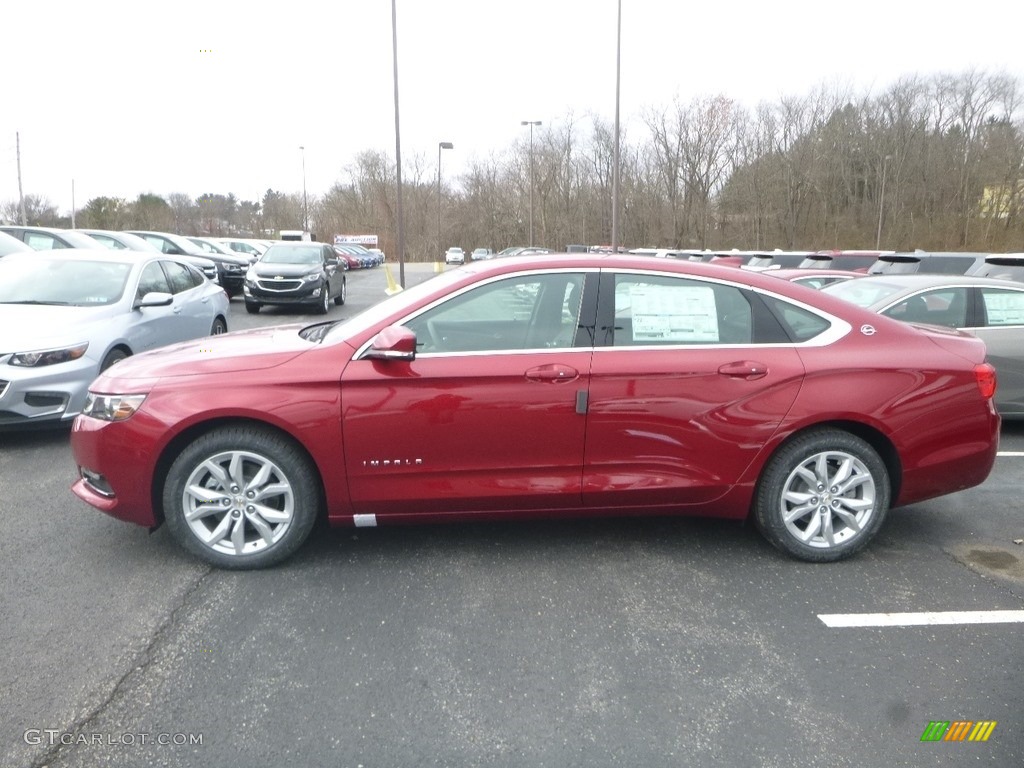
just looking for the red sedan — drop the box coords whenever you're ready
[70,255,1000,569]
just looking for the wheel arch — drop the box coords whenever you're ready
[100,343,133,369]
[151,416,328,527]
[752,419,902,515]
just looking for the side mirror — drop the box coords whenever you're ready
[135,291,173,309]
[363,325,417,361]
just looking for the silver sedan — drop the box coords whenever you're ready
[0,250,229,429]
[822,273,1024,418]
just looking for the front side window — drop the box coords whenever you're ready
[404,272,586,354]
[610,274,752,346]
[162,260,200,293]
[136,261,171,301]
[884,288,967,328]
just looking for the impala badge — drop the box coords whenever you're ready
[363,458,423,468]
[860,324,877,336]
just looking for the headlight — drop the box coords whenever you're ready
[81,393,148,422]
[299,272,322,283]
[10,343,89,367]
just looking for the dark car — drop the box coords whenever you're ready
[243,242,346,314]
[0,225,106,251]
[126,231,250,296]
[70,255,999,569]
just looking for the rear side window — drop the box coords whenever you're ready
[980,288,1024,327]
[24,233,64,250]
[758,294,832,342]
[610,274,752,345]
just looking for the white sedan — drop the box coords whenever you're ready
[0,250,229,429]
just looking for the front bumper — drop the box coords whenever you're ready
[0,356,99,429]
[244,279,325,306]
[70,412,161,526]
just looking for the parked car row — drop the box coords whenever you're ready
[333,243,384,269]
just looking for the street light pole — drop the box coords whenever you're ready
[611,0,622,254]
[437,141,453,260]
[876,154,893,250]
[521,120,541,246]
[391,0,407,288]
[299,145,308,232]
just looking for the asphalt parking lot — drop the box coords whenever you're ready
[2,263,1022,768]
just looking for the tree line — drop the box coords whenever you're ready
[5,70,1022,259]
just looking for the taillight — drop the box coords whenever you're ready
[974,363,997,400]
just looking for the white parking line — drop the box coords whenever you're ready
[997,451,1024,456]
[818,611,1024,628]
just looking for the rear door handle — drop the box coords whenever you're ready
[718,360,767,380]
[525,364,579,383]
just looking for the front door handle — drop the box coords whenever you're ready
[525,364,579,383]
[718,360,768,380]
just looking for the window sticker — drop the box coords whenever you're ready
[629,284,719,342]
[985,293,1024,326]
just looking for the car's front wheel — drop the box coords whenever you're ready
[754,429,890,562]
[245,301,261,314]
[316,285,330,314]
[334,277,347,305]
[162,426,321,569]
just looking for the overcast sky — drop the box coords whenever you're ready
[2,0,1021,214]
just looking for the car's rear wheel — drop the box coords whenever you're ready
[245,301,261,314]
[162,426,321,569]
[754,429,890,562]
[210,317,227,335]
[334,277,347,305]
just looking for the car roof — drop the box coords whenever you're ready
[834,273,1020,289]
[1,248,157,265]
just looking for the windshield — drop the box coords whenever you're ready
[821,278,909,308]
[0,257,132,306]
[261,246,322,265]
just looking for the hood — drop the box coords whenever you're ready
[96,324,315,382]
[251,262,322,278]
[0,304,116,352]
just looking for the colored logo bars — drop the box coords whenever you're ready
[921,721,997,742]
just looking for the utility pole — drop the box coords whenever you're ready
[16,132,27,225]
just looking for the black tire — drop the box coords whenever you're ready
[245,301,261,314]
[334,277,347,305]
[162,426,321,569]
[753,429,890,562]
[100,348,129,372]
[316,284,330,314]
[210,317,228,335]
